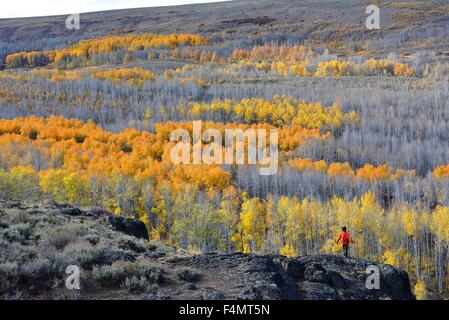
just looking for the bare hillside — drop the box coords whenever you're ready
[0,0,448,46]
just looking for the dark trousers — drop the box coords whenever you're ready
[343,245,349,257]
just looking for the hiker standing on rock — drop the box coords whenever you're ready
[336,227,355,257]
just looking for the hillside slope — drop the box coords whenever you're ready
[0,200,414,300]
[0,0,448,45]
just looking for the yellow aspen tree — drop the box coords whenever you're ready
[237,193,266,253]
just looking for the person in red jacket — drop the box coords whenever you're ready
[336,227,355,257]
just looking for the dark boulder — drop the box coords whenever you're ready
[304,262,330,283]
[298,281,338,300]
[280,259,306,280]
[327,270,348,289]
[172,253,415,300]
[199,288,225,300]
[85,207,111,217]
[145,252,166,259]
[43,200,70,209]
[378,264,415,300]
[108,215,149,240]
[61,208,83,216]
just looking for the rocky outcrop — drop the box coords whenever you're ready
[0,200,150,241]
[0,200,415,300]
[53,202,149,241]
[107,215,149,241]
[170,253,415,300]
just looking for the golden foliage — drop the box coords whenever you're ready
[315,60,353,77]
[189,96,359,129]
[5,51,54,68]
[5,33,207,68]
[356,164,416,181]
[288,159,415,181]
[414,280,427,300]
[92,67,155,87]
[432,164,449,178]
[0,116,230,192]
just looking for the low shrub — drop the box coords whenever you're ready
[19,259,52,283]
[45,224,87,250]
[0,241,37,264]
[92,261,135,287]
[124,276,155,293]
[78,246,136,269]
[138,264,165,284]
[82,234,100,246]
[0,224,32,242]
[117,236,146,253]
[10,211,29,224]
[143,241,158,252]
[176,268,201,282]
[0,262,19,284]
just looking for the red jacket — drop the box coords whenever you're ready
[336,231,354,246]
